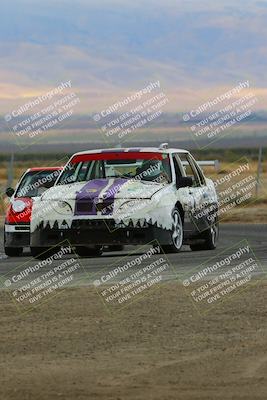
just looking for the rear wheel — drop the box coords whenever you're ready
[75,246,103,257]
[161,208,183,253]
[4,247,23,257]
[190,222,219,251]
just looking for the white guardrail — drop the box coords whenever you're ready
[183,160,220,172]
[197,160,220,171]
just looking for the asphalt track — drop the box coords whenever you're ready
[0,224,266,289]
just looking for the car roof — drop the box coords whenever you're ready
[72,147,189,157]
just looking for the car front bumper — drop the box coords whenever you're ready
[30,219,172,248]
[4,223,30,247]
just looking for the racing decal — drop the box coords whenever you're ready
[74,179,109,215]
[98,178,129,215]
[102,178,128,200]
[74,178,129,216]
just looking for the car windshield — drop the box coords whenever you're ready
[57,152,172,185]
[16,169,61,197]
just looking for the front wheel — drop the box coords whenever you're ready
[190,222,219,251]
[4,247,23,257]
[31,246,60,259]
[161,208,183,253]
[75,246,103,257]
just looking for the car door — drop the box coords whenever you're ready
[171,154,197,234]
[188,154,218,231]
[174,153,212,233]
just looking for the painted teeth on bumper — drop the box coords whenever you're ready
[30,219,172,247]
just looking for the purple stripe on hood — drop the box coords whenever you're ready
[102,178,128,201]
[74,179,109,215]
[100,178,128,215]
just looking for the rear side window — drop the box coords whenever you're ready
[190,156,206,185]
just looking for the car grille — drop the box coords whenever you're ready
[75,201,94,214]
[75,200,115,215]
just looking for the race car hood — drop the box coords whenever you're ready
[40,178,166,202]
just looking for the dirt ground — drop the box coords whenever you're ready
[1,282,267,400]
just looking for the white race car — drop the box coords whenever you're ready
[30,144,219,258]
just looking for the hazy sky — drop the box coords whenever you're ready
[0,0,267,113]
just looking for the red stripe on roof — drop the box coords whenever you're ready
[71,152,163,163]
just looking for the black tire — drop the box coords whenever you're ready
[161,208,183,253]
[30,246,60,259]
[107,245,124,252]
[190,222,219,251]
[4,247,23,257]
[75,246,103,257]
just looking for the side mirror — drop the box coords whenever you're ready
[176,176,193,189]
[5,187,15,198]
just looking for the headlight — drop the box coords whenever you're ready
[52,201,73,216]
[115,199,150,219]
[12,199,27,213]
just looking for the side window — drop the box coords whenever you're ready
[172,155,183,180]
[79,161,91,181]
[87,160,105,179]
[176,153,201,187]
[71,161,83,183]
